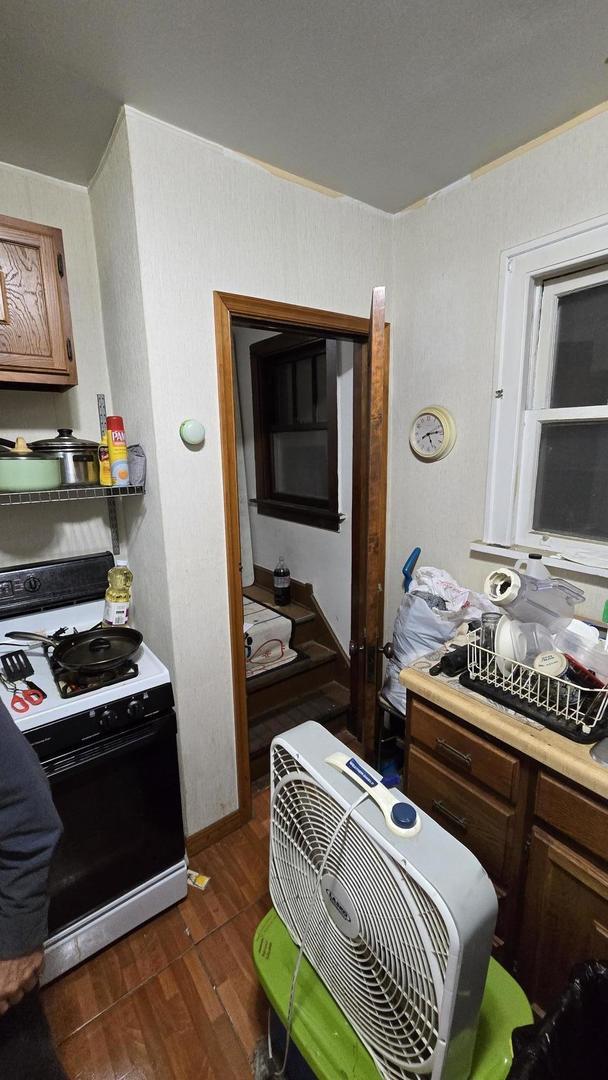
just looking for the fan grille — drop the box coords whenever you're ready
[270,746,453,1080]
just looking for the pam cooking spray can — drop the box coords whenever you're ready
[106,415,130,487]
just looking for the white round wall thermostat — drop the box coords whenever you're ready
[409,406,456,461]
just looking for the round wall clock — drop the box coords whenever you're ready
[409,406,456,461]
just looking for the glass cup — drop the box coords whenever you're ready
[480,612,502,680]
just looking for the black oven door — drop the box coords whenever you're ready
[42,711,185,935]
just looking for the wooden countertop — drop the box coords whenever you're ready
[400,667,608,801]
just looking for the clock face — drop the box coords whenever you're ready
[412,412,445,456]
[409,406,456,460]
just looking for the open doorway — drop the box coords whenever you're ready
[232,324,356,784]
[214,292,389,827]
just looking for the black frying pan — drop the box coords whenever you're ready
[5,627,143,676]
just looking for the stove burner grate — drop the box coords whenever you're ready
[45,624,140,699]
[52,660,139,699]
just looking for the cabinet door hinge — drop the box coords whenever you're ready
[524,831,532,854]
[57,252,64,277]
[66,337,73,362]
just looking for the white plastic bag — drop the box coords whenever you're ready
[381,566,498,714]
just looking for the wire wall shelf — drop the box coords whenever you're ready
[0,485,145,508]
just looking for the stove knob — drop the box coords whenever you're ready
[100,708,118,729]
[127,698,145,721]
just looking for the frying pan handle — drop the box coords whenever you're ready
[4,631,57,647]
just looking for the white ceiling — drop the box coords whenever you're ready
[2,1,608,212]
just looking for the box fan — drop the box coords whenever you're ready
[269,722,497,1080]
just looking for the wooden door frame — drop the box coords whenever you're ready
[211,291,389,844]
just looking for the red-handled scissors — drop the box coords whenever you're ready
[0,676,46,714]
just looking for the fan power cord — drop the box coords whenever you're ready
[271,789,370,1077]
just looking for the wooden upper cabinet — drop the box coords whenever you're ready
[0,213,77,390]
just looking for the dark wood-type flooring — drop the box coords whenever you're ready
[43,788,272,1079]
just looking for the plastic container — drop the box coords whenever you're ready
[553,625,608,684]
[483,562,584,630]
[103,561,133,626]
[106,415,130,487]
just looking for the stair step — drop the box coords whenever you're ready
[246,640,336,694]
[249,681,350,761]
[243,584,315,626]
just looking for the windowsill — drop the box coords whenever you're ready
[470,541,608,582]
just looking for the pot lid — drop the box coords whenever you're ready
[30,428,99,451]
[0,436,52,459]
[0,436,55,457]
[55,628,142,670]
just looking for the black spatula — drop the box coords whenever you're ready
[1,650,34,683]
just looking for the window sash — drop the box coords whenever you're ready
[483,213,608,558]
[250,335,340,530]
[532,265,608,410]
[516,406,608,556]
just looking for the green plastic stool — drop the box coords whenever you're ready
[253,908,532,1080]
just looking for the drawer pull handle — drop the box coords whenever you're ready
[435,737,472,770]
[432,799,468,832]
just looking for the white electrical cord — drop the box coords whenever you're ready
[269,788,370,1077]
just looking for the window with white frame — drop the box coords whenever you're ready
[485,217,608,566]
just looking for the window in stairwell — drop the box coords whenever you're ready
[250,333,339,531]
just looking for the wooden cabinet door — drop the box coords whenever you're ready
[0,213,76,389]
[517,827,608,1013]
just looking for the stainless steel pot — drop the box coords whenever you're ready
[30,429,99,486]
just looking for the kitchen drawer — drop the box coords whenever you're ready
[409,699,520,802]
[408,745,516,884]
[535,772,608,865]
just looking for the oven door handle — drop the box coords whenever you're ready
[42,712,176,781]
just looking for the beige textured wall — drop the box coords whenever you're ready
[89,121,174,674]
[123,107,393,833]
[0,162,113,564]
[387,110,608,631]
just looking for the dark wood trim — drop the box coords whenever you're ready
[248,331,320,358]
[255,499,341,531]
[214,290,389,840]
[350,341,369,742]
[220,292,370,338]
[185,807,249,858]
[325,338,339,518]
[213,292,253,830]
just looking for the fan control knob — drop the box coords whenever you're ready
[391,802,418,830]
[127,698,145,721]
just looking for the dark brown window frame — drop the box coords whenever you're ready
[250,332,340,531]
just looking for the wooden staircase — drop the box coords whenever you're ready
[245,567,351,780]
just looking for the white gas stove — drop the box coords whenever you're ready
[0,599,170,732]
[0,553,187,985]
